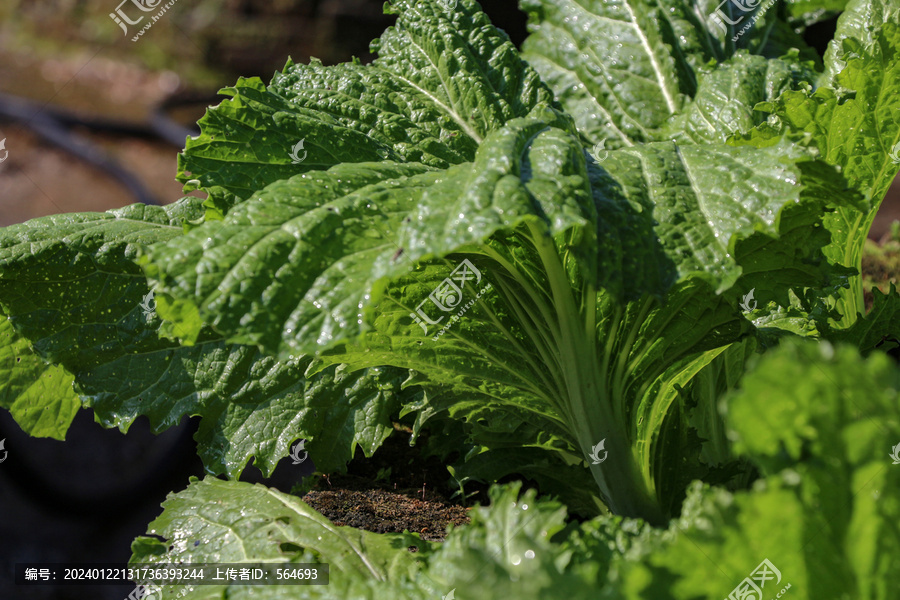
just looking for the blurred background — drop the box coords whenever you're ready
[0,1,897,598]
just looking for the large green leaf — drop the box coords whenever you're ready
[520,0,699,148]
[0,201,202,440]
[519,0,821,149]
[591,140,846,296]
[661,52,817,145]
[178,0,557,213]
[131,476,429,599]
[0,201,202,366]
[0,198,406,476]
[821,0,900,85]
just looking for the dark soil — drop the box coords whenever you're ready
[303,488,470,542]
[299,426,484,542]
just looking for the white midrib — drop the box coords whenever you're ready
[395,73,483,143]
[621,0,678,114]
[396,37,484,144]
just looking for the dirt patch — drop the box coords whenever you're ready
[303,488,470,542]
[297,426,484,542]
